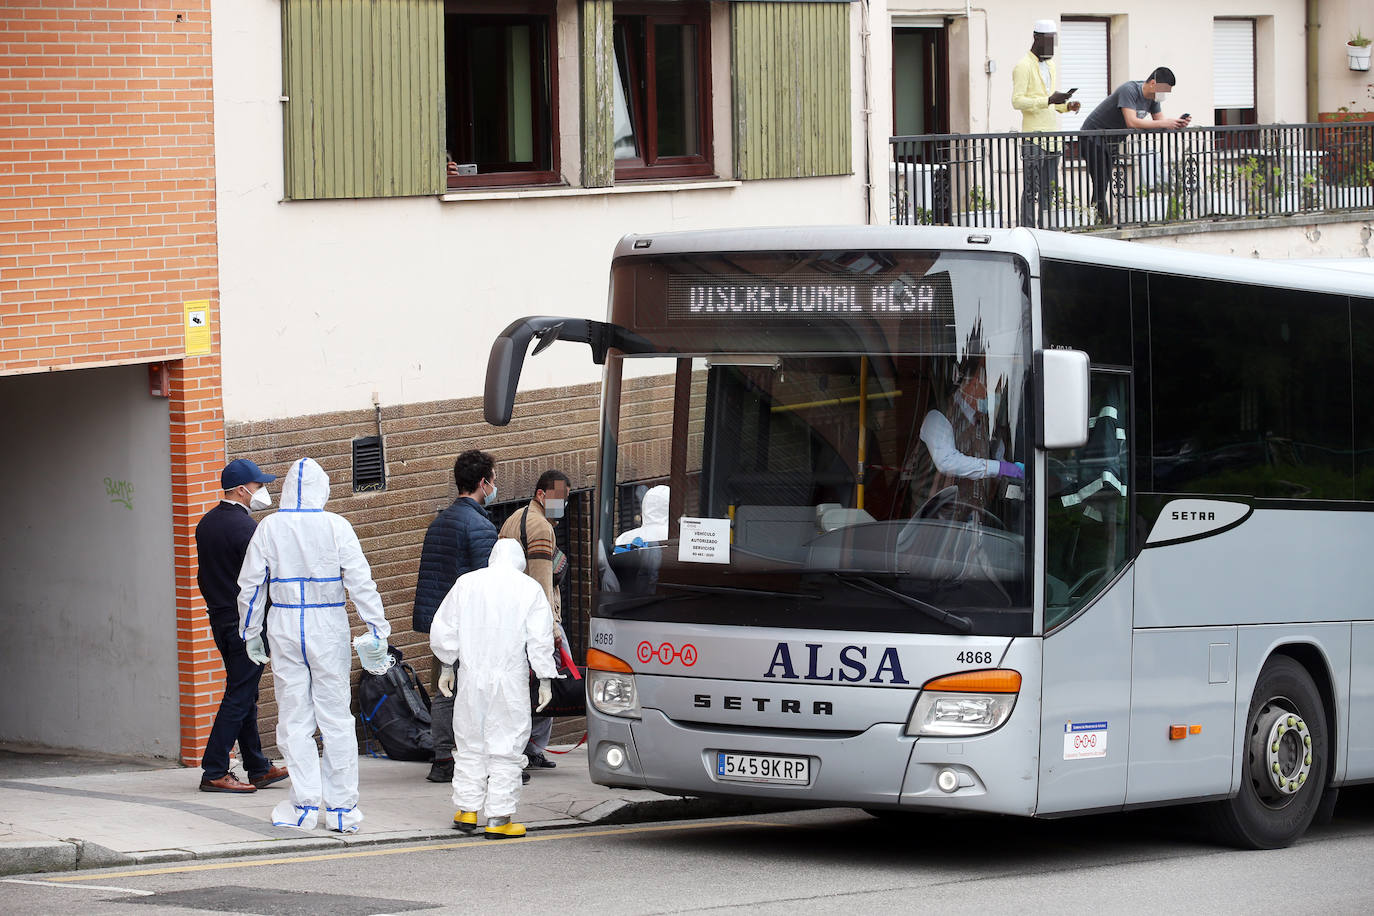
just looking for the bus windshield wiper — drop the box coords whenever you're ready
[601,581,821,613]
[660,582,822,601]
[827,573,973,633]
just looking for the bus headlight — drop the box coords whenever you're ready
[589,669,640,718]
[905,669,1021,737]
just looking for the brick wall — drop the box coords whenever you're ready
[226,382,605,754]
[0,1,216,375]
[1,2,224,764]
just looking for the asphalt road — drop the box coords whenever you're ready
[5,787,1373,915]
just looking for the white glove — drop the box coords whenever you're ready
[245,634,268,666]
[352,634,391,674]
[536,678,552,712]
[438,664,455,698]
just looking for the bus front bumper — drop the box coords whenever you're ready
[588,706,1039,815]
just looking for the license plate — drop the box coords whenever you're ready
[715,751,810,785]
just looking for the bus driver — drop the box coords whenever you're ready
[909,355,1023,516]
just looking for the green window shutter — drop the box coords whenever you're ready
[282,0,444,200]
[732,2,851,180]
[580,0,615,188]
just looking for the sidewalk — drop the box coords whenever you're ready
[0,744,748,877]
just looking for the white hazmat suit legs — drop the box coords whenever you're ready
[430,539,557,820]
[238,457,390,833]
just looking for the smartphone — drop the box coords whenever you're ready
[1181,112,1191,119]
[1066,87,1078,95]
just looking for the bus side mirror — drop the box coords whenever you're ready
[1035,348,1090,449]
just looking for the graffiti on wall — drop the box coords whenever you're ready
[105,477,134,510]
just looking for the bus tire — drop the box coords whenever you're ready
[1205,655,1328,849]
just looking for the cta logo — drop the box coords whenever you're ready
[638,641,698,666]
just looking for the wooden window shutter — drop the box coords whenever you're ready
[282,0,445,200]
[580,0,616,188]
[731,2,852,180]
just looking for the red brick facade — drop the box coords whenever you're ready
[1,1,224,764]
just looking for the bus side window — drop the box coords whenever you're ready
[1045,372,1130,629]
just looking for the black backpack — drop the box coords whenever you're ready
[357,647,435,762]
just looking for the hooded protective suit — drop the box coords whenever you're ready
[615,485,670,546]
[429,539,557,818]
[237,457,389,832]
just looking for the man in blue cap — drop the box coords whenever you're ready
[194,458,289,793]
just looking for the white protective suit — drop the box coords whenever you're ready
[429,539,557,818]
[237,457,390,832]
[615,485,670,546]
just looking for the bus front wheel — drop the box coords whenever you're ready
[1206,655,1329,849]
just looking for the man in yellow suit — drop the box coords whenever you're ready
[1012,20,1080,227]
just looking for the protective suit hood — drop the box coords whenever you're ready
[488,538,527,573]
[281,457,330,511]
[641,485,669,527]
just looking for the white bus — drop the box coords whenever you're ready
[485,227,1374,848]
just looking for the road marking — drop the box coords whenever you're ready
[2,878,154,895]
[43,819,781,883]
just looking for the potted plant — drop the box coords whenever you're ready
[1350,30,1372,72]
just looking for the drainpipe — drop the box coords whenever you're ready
[861,0,873,224]
[1306,0,1319,121]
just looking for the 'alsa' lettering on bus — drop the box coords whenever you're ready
[763,642,909,685]
[1170,510,1216,521]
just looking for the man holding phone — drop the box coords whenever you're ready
[1079,67,1191,224]
[1012,19,1080,227]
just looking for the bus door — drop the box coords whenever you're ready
[1037,368,1134,814]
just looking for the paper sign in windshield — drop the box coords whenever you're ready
[1063,721,1108,759]
[679,517,730,564]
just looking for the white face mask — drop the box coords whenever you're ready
[1153,91,1169,102]
[544,497,566,520]
[249,485,272,511]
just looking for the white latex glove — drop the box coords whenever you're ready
[245,634,268,666]
[536,678,552,712]
[438,664,455,698]
[352,634,391,674]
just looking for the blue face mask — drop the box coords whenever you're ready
[483,482,498,506]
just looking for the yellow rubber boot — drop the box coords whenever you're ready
[453,810,478,834]
[483,816,526,839]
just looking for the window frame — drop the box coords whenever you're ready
[613,1,714,181]
[445,0,560,189]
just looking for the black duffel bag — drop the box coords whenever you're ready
[529,663,586,718]
[358,647,435,761]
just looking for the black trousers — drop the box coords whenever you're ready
[201,617,270,780]
[1080,134,1119,225]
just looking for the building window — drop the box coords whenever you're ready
[613,3,713,180]
[445,1,558,188]
[1058,18,1109,134]
[1212,18,1256,129]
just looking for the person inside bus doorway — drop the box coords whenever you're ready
[911,354,1023,519]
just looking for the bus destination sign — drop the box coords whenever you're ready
[667,274,954,321]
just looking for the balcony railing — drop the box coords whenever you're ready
[889,121,1374,230]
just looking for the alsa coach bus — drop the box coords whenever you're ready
[484,226,1374,849]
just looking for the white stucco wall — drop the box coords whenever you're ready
[213,0,871,423]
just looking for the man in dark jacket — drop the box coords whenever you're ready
[195,458,289,793]
[413,449,500,782]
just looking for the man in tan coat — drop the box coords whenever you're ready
[498,468,571,770]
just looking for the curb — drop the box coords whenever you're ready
[0,794,788,878]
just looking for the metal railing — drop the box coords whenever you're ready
[889,121,1374,230]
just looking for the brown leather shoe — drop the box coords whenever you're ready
[200,772,256,793]
[249,765,289,789]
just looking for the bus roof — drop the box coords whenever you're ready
[612,227,1374,299]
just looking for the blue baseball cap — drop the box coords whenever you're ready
[221,458,276,490]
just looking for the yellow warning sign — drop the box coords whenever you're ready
[184,300,211,355]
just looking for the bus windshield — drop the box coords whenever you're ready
[598,250,1032,636]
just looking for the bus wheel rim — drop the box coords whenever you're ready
[1251,701,1312,801]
